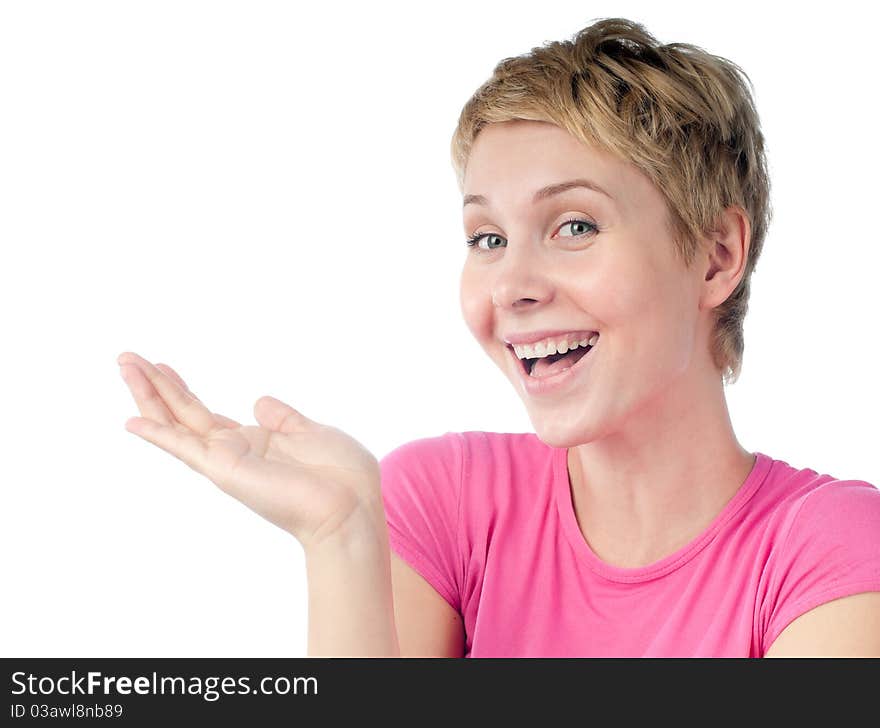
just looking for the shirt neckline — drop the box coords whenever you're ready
[551,446,773,583]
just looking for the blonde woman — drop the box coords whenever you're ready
[117,17,880,657]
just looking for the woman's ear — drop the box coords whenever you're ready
[700,205,751,310]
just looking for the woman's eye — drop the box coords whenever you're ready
[559,219,597,237]
[465,218,597,251]
[465,233,506,250]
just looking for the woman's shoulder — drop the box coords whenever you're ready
[778,472,880,541]
[754,456,880,652]
[377,431,553,578]
[753,453,880,565]
[757,452,880,525]
[378,430,555,511]
[379,430,551,468]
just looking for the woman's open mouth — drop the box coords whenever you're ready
[506,333,599,394]
[508,333,598,378]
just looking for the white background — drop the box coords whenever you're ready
[1,0,877,657]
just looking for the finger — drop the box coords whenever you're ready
[119,362,176,426]
[117,352,216,436]
[156,362,242,429]
[254,395,318,434]
[213,413,243,429]
[155,362,193,395]
[214,412,241,428]
[124,416,209,473]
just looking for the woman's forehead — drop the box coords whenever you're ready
[463,122,649,207]
[466,120,605,167]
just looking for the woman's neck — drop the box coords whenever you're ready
[565,367,754,569]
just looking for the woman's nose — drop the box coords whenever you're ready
[490,244,555,310]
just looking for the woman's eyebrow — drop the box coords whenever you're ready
[462,178,615,209]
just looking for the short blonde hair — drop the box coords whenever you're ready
[450,17,773,385]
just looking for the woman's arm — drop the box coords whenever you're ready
[304,515,467,657]
[389,552,465,657]
[304,507,401,657]
[764,592,880,657]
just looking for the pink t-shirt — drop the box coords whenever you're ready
[378,431,880,657]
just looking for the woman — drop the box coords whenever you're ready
[117,17,880,657]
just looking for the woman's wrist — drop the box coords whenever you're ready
[302,498,390,562]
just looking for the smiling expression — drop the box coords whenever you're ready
[459,120,710,448]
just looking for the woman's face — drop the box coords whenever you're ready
[459,120,710,448]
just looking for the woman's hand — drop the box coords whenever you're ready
[117,351,384,552]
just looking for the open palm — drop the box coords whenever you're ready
[117,352,382,550]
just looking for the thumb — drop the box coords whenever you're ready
[253,395,318,433]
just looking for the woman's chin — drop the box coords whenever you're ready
[529,415,602,449]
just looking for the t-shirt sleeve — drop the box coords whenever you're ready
[378,432,463,613]
[763,479,880,651]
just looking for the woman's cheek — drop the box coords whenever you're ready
[459,268,491,340]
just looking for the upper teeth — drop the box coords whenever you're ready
[512,333,598,360]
